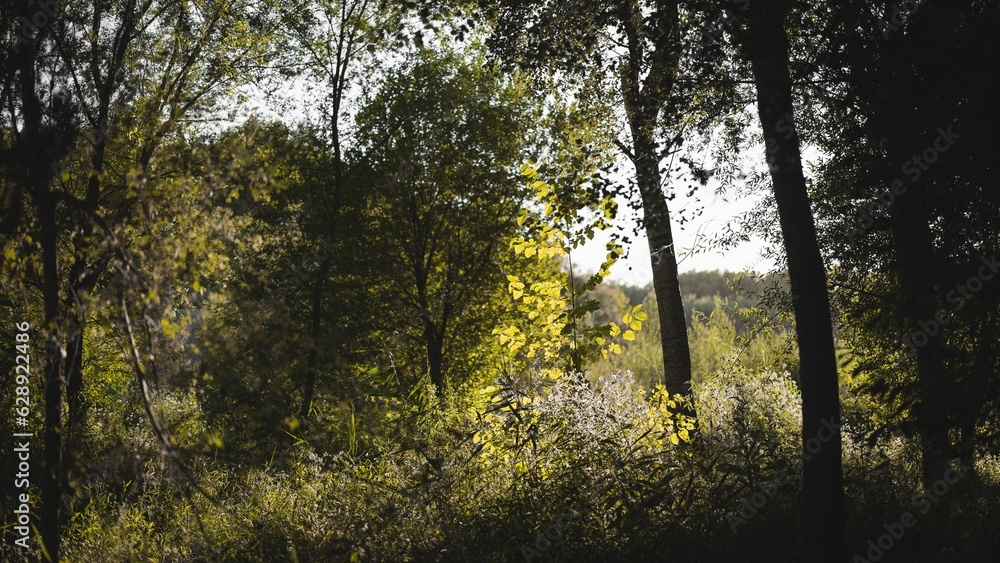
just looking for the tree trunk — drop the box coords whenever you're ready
[885,160,952,491]
[300,249,333,418]
[873,56,954,487]
[39,195,65,563]
[618,0,692,402]
[300,93,345,419]
[631,126,692,400]
[64,250,106,439]
[739,2,846,560]
[16,14,66,558]
[300,43,348,416]
[65,315,86,434]
[426,327,445,394]
[67,0,130,436]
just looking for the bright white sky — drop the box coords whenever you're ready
[574,186,775,287]
[574,140,825,286]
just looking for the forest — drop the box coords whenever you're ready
[1,0,999,561]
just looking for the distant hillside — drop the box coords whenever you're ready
[604,270,788,326]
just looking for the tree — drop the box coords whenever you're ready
[1,0,272,556]
[354,48,537,395]
[809,0,1000,489]
[274,0,405,418]
[726,0,846,559]
[483,0,702,402]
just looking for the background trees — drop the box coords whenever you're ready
[803,0,1000,494]
[1,0,272,557]
[2,0,999,561]
[355,48,537,395]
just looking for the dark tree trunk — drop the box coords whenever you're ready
[885,159,952,490]
[300,249,333,418]
[300,92,345,419]
[300,27,352,416]
[67,0,134,438]
[64,253,105,438]
[62,225,101,433]
[874,53,954,487]
[958,413,978,484]
[15,13,67,558]
[738,2,846,560]
[426,328,445,394]
[39,196,65,563]
[65,315,85,432]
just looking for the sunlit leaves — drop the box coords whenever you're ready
[507,275,525,299]
[498,126,635,373]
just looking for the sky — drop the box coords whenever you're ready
[572,139,828,287]
[572,162,779,287]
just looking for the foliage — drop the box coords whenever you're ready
[3,1,1000,561]
[494,163,645,379]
